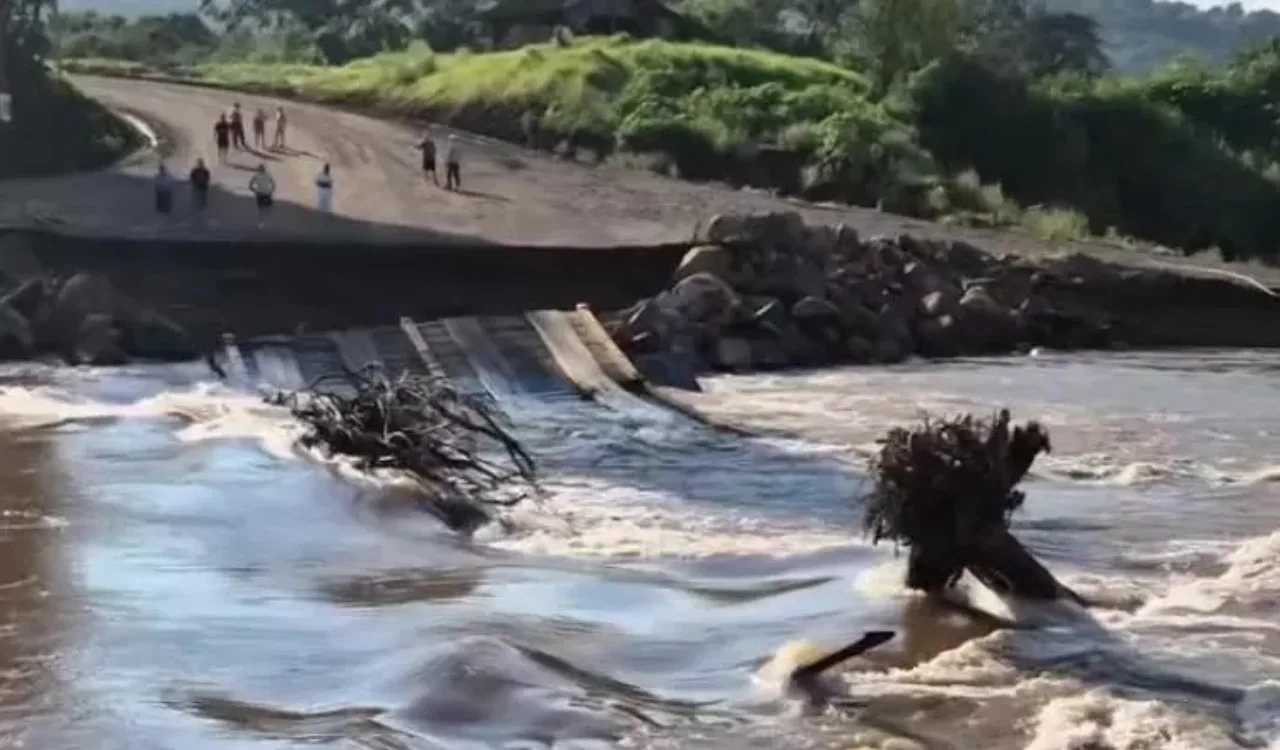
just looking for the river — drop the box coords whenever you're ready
[0,350,1277,749]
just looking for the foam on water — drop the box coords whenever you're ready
[0,379,305,457]
[4,354,1280,749]
[1136,530,1280,617]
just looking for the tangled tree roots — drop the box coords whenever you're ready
[269,368,540,531]
[861,409,1077,601]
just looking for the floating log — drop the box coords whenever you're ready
[863,408,1085,604]
[268,367,540,531]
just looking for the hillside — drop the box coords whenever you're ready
[58,0,195,14]
[1047,0,1280,72]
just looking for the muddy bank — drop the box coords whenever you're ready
[608,212,1280,385]
[0,228,686,355]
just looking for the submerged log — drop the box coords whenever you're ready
[863,408,1085,604]
[268,367,541,531]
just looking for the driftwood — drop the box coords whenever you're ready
[269,367,540,531]
[862,408,1083,603]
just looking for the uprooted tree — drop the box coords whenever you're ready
[268,368,540,531]
[861,408,1086,604]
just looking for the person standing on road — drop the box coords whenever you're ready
[443,134,461,191]
[154,163,175,215]
[414,132,438,186]
[214,114,230,163]
[252,108,268,149]
[273,107,288,150]
[249,163,276,228]
[189,158,211,215]
[315,163,334,213]
[230,103,246,150]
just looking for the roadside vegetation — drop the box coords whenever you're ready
[40,0,1280,260]
[1,1,141,178]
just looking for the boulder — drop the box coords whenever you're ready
[834,223,861,254]
[873,334,910,364]
[801,223,838,259]
[791,295,841,322]
[751,298,790,333]
[0,303,33,358]
[121,310,196,360]
[865,236,907,271]
[700,211,806,248]
[845,335,874,363]
[73,314,126,366]
[943,240,991,276]
[616,298,671,345]
[919,289,959,318]
[877,307,916,357]
[749,337,790,369]
[835,297,881,338]
[0,278,49,320]
[959,286,1021,351]
[786,263,829,300]
[903,261,954,297]
[55,273,120,320]
[915,314,962,358]
[713,336,753,371]
[959,286,1007,318]
[664,272,740,328]
[674,244,733,283]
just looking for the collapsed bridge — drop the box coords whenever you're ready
[211,306,700,425]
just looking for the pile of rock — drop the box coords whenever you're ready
[608,212,1120,381]
[0,270,195,365]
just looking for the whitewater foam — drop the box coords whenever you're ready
[1136,531,1280,618]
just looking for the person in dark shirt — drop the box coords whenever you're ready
[252,108,267,149]
[154,163,174,215]
[214,115,230,163]
[415,133,438,186]
[229,103,246,150]
[189,158,211,214]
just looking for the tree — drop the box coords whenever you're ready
[1023,10,1109,77]
[2,0,57,124]
[199,0,417,63]
[835,0,973,93]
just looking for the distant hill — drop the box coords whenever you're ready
[57,0,196,15]
[1043,0,1280,72]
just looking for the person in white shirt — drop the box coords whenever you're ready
[273,107,288,150]
[315,163,333,213]
[248,164,276,228]
[443,134,461,191]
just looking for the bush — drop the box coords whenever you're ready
[903,54,1280,259]
[0,66,141,178]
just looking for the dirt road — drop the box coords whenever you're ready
[2,75,1278,285]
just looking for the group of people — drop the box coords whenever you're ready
[214,102,288,162]
[150,103,470,227]
[416,132,464,191]
[153,158,333,228]
[148,101,335,227]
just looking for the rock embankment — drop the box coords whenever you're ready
[0,237,195,365]
[607,212,1280,384]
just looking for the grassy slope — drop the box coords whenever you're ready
[63,38,871,146]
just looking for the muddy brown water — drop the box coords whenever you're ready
[0,351,1278,749]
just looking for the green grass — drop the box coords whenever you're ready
[62,38,893,176]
